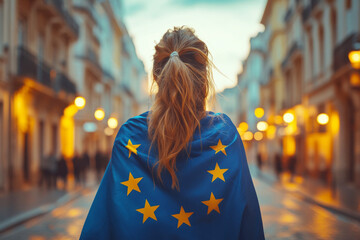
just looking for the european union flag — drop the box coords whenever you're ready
[80,111,264,239]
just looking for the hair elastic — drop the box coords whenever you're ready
[170,51,179,58]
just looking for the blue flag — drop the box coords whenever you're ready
[80,111,264,239]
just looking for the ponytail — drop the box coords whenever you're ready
[148,27,214,190]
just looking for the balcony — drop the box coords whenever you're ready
[54,72,77,94]
[17,46,77,95]
[284,8,293,22]
[333,33,360,72]
[17,46,51,87]
[282,42,301,69]
[72,0,97,23]
[46,0,79,36]
[103,69,115,82]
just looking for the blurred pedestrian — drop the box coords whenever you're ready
[95,151,103,181]
[256,153,263,174]
[288,154,297,182]
[72,151,81,186]
[39,154,50,189]
[48,152,58,189]
[57,155,68,189]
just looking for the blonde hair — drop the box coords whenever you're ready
[148,26,215,189]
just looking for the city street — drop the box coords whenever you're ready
[1,172,360,240]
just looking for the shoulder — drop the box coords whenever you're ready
[115,111,149,142]
[205,111,238,133]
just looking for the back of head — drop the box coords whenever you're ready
[148,26,214,189]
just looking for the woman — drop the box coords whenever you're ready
[80,27,264,239]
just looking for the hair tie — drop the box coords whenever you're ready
[170,51,179,58]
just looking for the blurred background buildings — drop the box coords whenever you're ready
[0,0,148,192]
[219,0,360,193]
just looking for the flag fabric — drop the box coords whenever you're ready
[80,111,264,239]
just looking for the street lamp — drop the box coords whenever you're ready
[94,108,105,121]
[317,113,329,125]
[254,132,263,141]
[255,107,264,118]
[243,131,253,141]
[108,117,118,129]
[74,96,86,109]
[283,112,295,123]
[348,43,360,69]
[238,122,249,133]
[257,121,268,131]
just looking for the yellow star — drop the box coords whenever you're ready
[125,139,141,158]
[202,192,223,214]
[210,139,227,155]
[136,199,159,223]
[172,206,193,228]
[121,172,143,195]
[208,163,228,182]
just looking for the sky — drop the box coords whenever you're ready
[122,0,267,92]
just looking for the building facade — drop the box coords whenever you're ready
[238,0,360,188]
[0,0,148,192]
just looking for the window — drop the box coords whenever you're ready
[37,35,44,60]
[318,25,324,73]
[308,34,314,80]
[0,1,3,53]
[330,8,337,48]
[51,124,57,155]
[18,20,27,47]
[346,0,351,10]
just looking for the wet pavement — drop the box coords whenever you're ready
[1,175,360,240]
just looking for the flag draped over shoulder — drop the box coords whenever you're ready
[80,111,264,240]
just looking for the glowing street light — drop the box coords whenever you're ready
[94,108,105,121]
[74,96,86,109]
[108,117,118,129]
[349,50,360,69]
[254,132,263,141]
[317,113,329,125]
[283,112,295,123]
[238,122,249,132]
[274,115,283,125]
[255,107,264,118]
[257,121,268,131]
[243,131,253,141]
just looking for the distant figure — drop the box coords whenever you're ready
[95,151,103,181]
[48,152,58,189]
[81,152,90,184]
[57,155,68,189]
[39,155,50,189]
[288,155,297,182]
[256,153,263,173]
[72,152,81,186]
[274,152,283,180]
[39,152,57,189]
